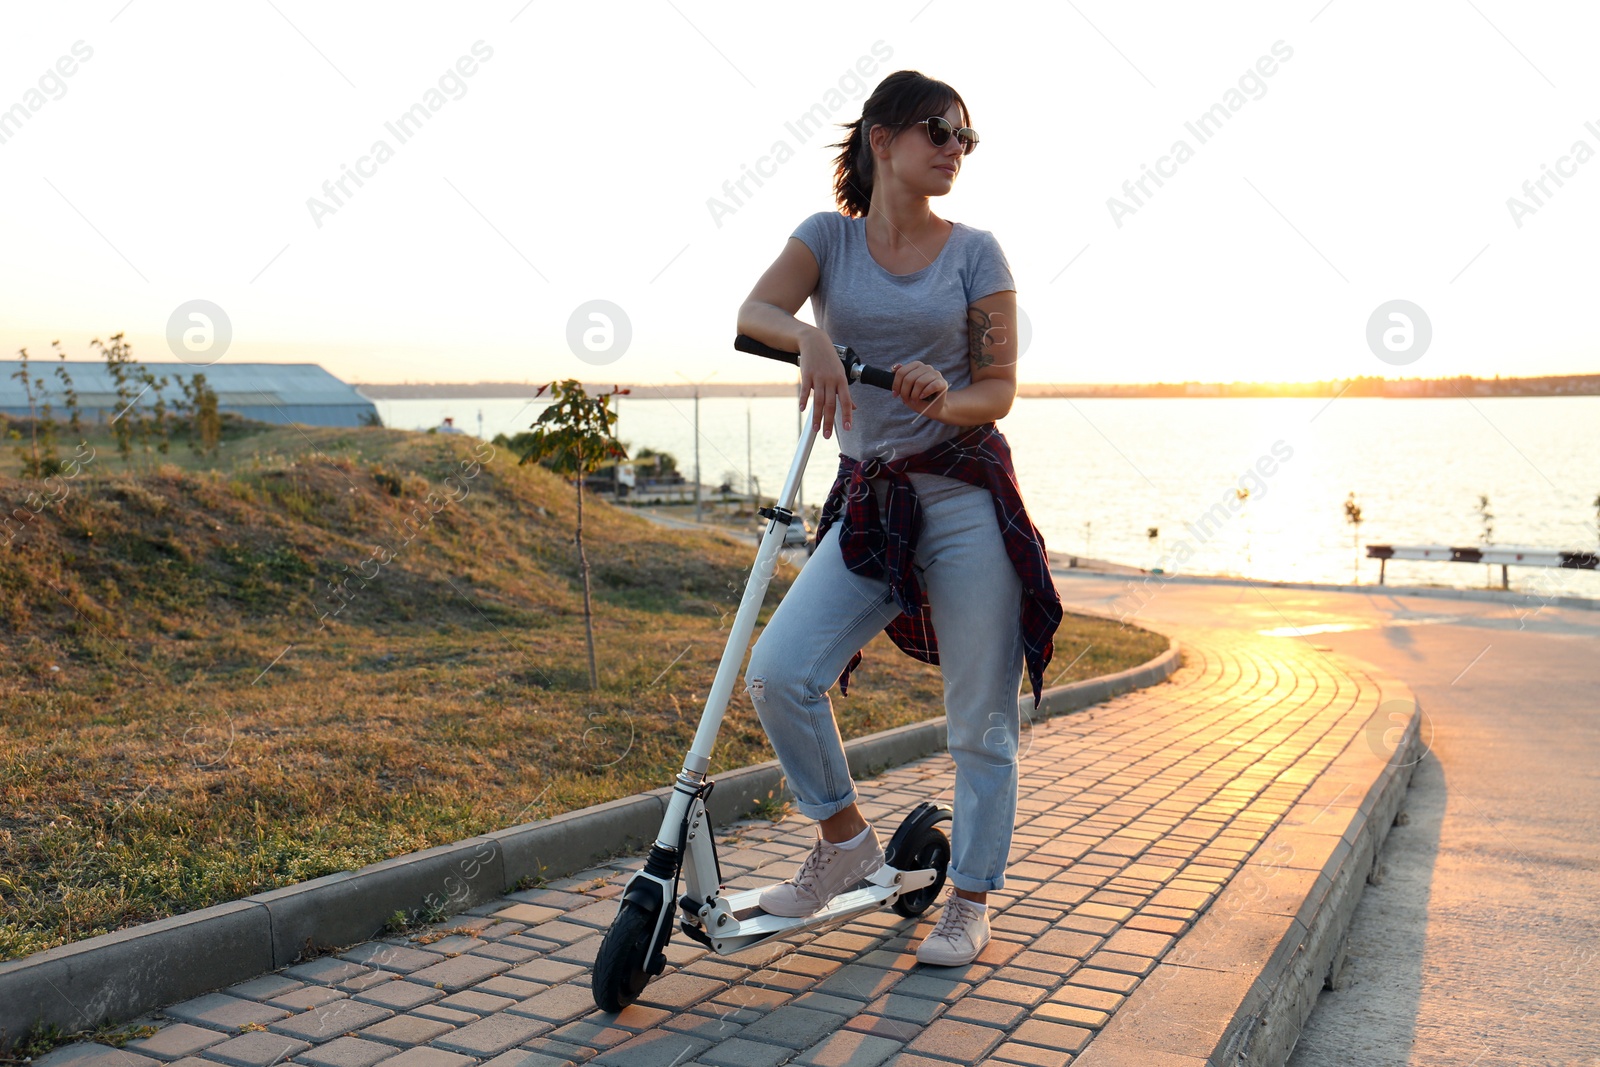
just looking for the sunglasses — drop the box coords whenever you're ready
[896,115,979,155]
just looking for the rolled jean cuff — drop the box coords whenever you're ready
[789,784,859,822]
[946,865,1007,894]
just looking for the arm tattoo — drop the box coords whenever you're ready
[967,307,1005,369]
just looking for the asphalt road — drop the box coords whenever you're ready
[1052,572,1600,1067]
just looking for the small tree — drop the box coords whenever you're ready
[11,347,39,476]
[1344,491,1363,583]
[178,372,222,456]
[93,332,138,463]
[1236,487,1252,569]
[10,347,60,477]
[52,341,82,441]
[1475,494,1495,587]
[517,380,629,690]
[134,364,172,455]
[196,374,222,455]
[633,446,679,479]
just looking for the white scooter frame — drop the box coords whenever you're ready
[591,337,952,1012]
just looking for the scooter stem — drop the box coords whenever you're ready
[678,402,821,779]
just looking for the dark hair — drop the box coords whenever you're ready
[830,70,969,218]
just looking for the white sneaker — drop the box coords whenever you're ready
[759,828,884,918]
[915,893,991,966]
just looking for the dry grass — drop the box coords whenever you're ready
[0,425,1167,962]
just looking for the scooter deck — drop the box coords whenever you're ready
[687,864,938,955]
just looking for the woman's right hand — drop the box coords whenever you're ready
[798,328,853,439]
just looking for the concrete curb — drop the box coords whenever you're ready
[0,635,1181,1044]
[1073,657,1424,1067]
[1056,564,1600,613]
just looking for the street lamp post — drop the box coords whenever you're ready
[693,386,701,522]
[676,371,717,523]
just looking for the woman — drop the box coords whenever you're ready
[736,70,1063,967]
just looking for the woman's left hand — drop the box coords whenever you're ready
[891,361,949,420]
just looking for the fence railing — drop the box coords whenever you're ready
[1366,544,1599,588]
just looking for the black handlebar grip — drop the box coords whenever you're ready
[733,333,799,366]
[732,334,895,390]
[856,364,898,390]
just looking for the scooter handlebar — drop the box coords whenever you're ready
[733,334,897,391]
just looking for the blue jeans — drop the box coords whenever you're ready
[744,473,1026,893]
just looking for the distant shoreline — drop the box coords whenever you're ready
[357,373,1600,401]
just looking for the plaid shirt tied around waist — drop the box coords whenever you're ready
[813,422,1063,707]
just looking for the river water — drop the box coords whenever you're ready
[369,394,1600,599]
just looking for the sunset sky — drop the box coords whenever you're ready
[1,1,1597,386]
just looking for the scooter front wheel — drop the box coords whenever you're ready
[592,901,659,1012]
[886,802,953,918]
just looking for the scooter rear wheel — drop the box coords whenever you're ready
[592,901,658,1012]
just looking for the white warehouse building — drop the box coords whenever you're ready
[0,361,380,428]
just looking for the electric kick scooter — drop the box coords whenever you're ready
[591,335,954,1012]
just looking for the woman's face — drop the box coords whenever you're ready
[874,101,968,198]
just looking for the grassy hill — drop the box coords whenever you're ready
[0,423,1167,962]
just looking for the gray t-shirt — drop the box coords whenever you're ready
[791,210,1015,463]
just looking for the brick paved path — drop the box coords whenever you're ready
[44,630,1384,1067]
